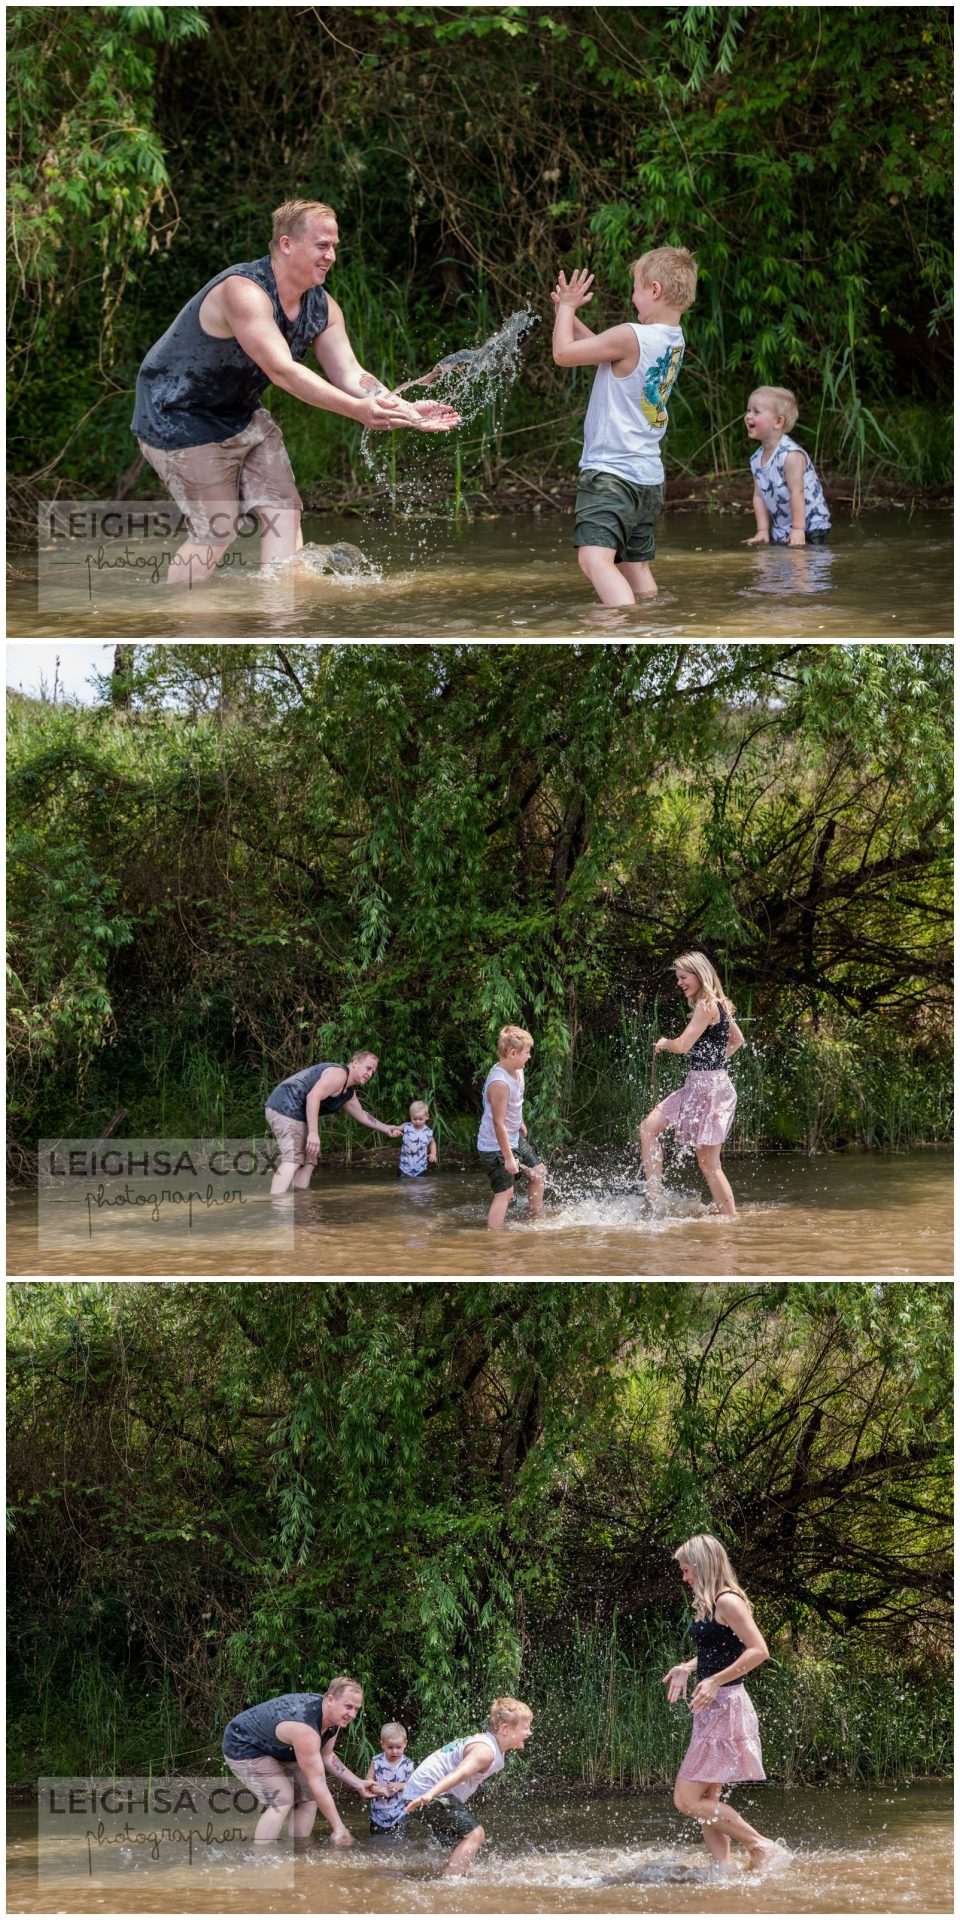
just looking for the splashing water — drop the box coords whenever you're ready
[256,540,382,585]
[361,308,540,511]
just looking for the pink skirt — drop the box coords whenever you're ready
[658,1069,736,1147]
[677,1684,765,1784]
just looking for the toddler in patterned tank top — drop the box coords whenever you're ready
[366,1721,415,1833]
[743,386,831,547]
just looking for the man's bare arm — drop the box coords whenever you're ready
[221,279,406,427]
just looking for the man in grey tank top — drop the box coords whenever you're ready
[132,198,460,587]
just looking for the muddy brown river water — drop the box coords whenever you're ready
[9,511,952,638]
[5,1782,953,1912]
[7,1149,951,1276]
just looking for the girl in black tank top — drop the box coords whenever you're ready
[663,1532,780,1870]
[639,951,744,1218]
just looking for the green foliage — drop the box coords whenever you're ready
[6,1282,952,1784]
[6,646,952,1153]
[6,6,953,499]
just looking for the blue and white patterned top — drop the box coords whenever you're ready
[750,433,831,542]
[370,1750,415,1829]
[399,1122,433,1177]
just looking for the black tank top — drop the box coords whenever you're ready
[131,255,329,449]
[222,1691,336,1761]
[690,1592,746,1685]
[266,1063,356,1123]
[688,1006,729,1071]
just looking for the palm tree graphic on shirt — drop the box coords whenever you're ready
[640,342,685,430]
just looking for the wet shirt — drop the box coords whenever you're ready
[688,1008,730,1071]
[222,1692,334,1760]
[402,1732,504,1806]
[477,1065,524,1151]
[266,1063,355,1123]
[399,1123,433,1176]
[690,1604,746,1686]
[131,256,329,449]
[580,323,686,486]
[370,1751,415,1829]
[750,433,831,542]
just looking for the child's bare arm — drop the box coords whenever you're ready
[743,488,772,544]
[783,450,808,545]
[487,1082,519,1174]
[552,268,638,370]
[550,289,595,339]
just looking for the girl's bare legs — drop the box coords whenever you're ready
[674,1779,773,1859]
[639,1106,669,1202]
[695,1144,737,1217]
[699,1785,731,1865]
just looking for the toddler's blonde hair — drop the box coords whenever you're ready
[749,384,799,431]
[497,1025,534,1058]
[632,246,698,313]
[409,1100,429,1121]
[672,952,735,1017]
[380,1721,407,1743]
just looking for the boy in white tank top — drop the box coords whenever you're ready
[552,245,698,606]
[476,1024,547,1230]
[401,1696,533,1875]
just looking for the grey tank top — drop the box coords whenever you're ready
[266,1062,355,1123]
[222,1691,332,1761]
[131,256,329,449]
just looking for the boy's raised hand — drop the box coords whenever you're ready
[555,268,594,309]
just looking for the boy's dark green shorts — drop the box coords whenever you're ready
[574,468,665,562]
[478,1135,543,1194]
[414,1793,482,1842]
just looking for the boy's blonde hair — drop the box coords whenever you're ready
[633,246,698,313]
[488,1695,533,1730]
[380,1721,407,1742]
[673,1534,753,1622]
[270,198,337,254]
[749,385,799,431]
[672,951,735,1017]
[497,1025,534,1059]
[409,1100,429,1121]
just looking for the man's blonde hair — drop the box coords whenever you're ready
[326,1674,363,1698]
[270,199,337,255]
[409,1100,430,1121]
[349,1049,378,1067]
[488,1695,533,1730]
[632,246,698,313]
[749,385,799,431]
[497,1025,534,1059]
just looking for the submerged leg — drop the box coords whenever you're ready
[695,1145,737,1217]
[617,559,658,598]
[674,1780,771,1854]
[577,545,636,607]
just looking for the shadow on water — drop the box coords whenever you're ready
[6,1149,952,1277]
[6,1783,953,1912]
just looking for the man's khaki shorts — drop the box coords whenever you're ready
[224,1752,314,1808]
[138,408,301,545]
[265,1106,308,1168]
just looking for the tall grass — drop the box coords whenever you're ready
[9,1619,948,1787]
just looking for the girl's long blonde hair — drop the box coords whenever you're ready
[672,952,735,1017]
[673,1533,752,1621]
